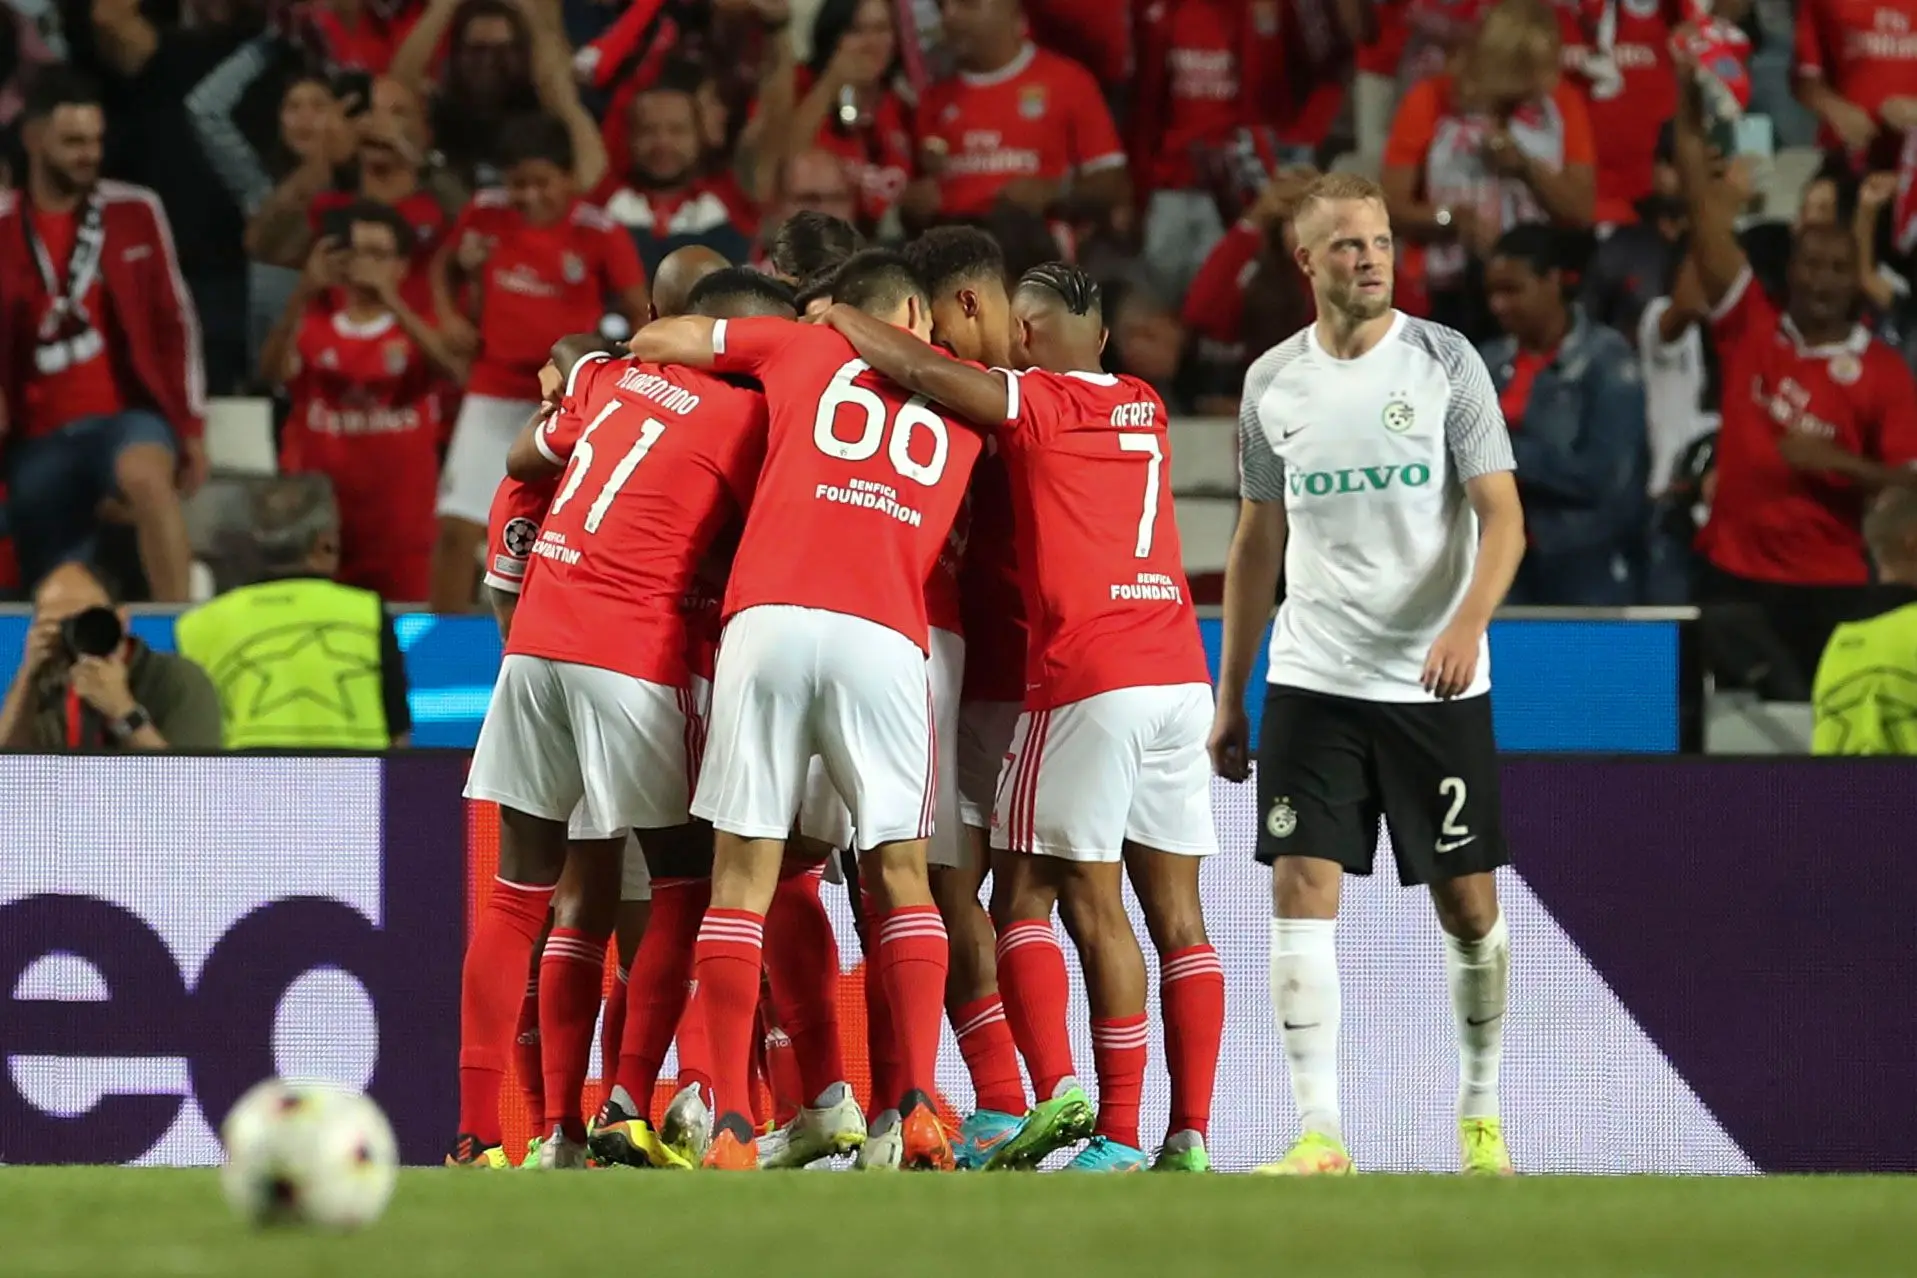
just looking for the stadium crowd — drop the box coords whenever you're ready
[0,0,1909,623]
[2,0,1915,1178]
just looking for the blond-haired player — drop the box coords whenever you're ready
[1211,173,1527,1176]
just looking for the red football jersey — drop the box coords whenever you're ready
[995,368,1209,709]
[1794,0,1917,131]
[18,208,128,440]
[710,318,983,651]
[1561,0,1685,224]
[450,193,646,400]
[1700,267,1917,585]
[916,43,1125,219]
[927,501,966,636]
[483,471,558,596]
[1145,0,1244,192]
[281,308,442,598]
[683,575,724,683]
[508,353,768,684]
[957,445,1026,703]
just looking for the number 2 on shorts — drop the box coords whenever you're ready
[1436,775,1471,849]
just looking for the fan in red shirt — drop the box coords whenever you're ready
[1673,65,1917,695]
[1793,0,1917,166]
[428,112,648,612]
[904,0,1129,228]
[595,65,759,277]
[457,272,790,1170]
[1128,0,1251,293]
[1557,0,1688,226]
[629,250,983,1173]
[306,76,449,313]
[818,262,1223,1173]
[1182,170,1320,413]
[261,202,464,603]
[745,0,915,232]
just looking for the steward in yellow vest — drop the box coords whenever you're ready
[1812,489,1917,755]
[176,476,411,749]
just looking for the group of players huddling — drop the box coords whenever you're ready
[452,169,1524,1177]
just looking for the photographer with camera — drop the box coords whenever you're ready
[0,561,222,751]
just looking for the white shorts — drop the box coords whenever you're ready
[467,654,699,834]
[796,756,852,850]
[990,683,1218,863]
[793,627,963,867]
[926,628,964,869]
[692,605,933,852]
[620,831,651,903]
[956,700,1021,831]
[439,393,542,525]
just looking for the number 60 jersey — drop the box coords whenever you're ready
[710,319,983,653]
[507,353,768,687]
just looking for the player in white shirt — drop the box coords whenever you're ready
[1209,173,1526,1177]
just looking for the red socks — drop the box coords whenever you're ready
[1090,1014,1148,1150]
[995,919,1077,1100]
[689,908,765,1124]
[875,905,949,1106]
[601,966,628,1092]
[615,877,707,1112]
[952,995,1027,1116]
[513,978,542,1128]
[860,892,900,1110]
[457,879,553,1145]
[1160,944,1225,1139]
[539,928,608,1142]
[765,867,845,1103]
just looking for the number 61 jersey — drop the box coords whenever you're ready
[710,319,983,653]
[508,353,768,686]
[996,368,1210,710]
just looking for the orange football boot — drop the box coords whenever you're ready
[702,1127,760,1170]
[899,1105,955,1171]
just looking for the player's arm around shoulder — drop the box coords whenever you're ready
[628,314,724,369]
[504,342,612,479]
[819,302,1011,430]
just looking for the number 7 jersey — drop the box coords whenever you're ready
[710,318,983,652]
[509,354,769,685]
[997,368,1209,709]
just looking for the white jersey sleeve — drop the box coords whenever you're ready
[1415,322,1517,481]
[1237,338,1307,502]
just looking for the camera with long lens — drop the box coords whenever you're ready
[60,606,124,660]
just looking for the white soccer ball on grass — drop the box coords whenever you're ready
[219,1078,398,1230]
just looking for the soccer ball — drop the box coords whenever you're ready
[219,1079,399,1230]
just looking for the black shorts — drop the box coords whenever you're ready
[1254,685,1508,886]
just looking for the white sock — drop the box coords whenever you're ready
[1444,912,1510,1121]
[1270,917,1342,1143]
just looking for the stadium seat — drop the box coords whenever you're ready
[1704,690,1815,753]
[204,397,278,477]
[1174,495,1237,577]
[1762,146,1822,222]
[1169,415,1239,497]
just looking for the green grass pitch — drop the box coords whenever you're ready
[3,1168,1914,1277]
